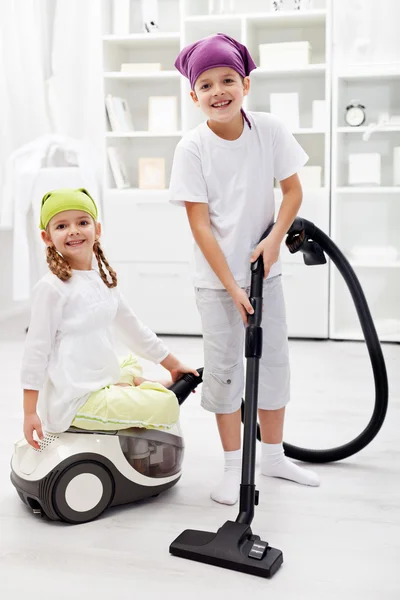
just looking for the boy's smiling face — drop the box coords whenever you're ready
[191,66,250,124]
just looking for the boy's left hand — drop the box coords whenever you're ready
[250,237,280,279]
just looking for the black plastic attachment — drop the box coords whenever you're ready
[168,368,203,405]
[170,521,283,579]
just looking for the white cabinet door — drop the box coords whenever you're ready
[282,262,329,338]
[114,261,202,335]
[103,193,200,335]
[102,192,193,263]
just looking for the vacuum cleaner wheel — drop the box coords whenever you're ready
[52,461,114,524]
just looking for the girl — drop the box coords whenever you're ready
[169,33,320,505]
[22,187,198,449]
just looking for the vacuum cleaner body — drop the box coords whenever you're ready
[11,424,184,523]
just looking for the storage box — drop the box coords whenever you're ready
[348,153,381,185]
[312,100,327,130]
[270,93,299,130]
[120,63,161,73]
[259,41,312,69]
[148,96,178,132]
[393,147,400,185]
[298,166,322,188]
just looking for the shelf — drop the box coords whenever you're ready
[338,64,400,80]
[292,128,326,135]
[102,32,180,46]
[253,64,326,77]
[337,126,400,134]
[335,187,400,194]
[106,131,183,138]
[349,261,400,268]
[246,9,327,26]
[103,71,180,80]
[185,9,326,26]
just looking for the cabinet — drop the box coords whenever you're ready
[330,3,400,342]
[101,0,330,337]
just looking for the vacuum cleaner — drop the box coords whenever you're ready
[11,217,389,576]
[10,371,203,524]
[169,216,389,578]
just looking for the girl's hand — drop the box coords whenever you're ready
[250,237,280,279]
[168,362,199,383]
[24,413,44,450]
[230,286,254,325]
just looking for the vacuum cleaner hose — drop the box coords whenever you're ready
[243,217,389,463]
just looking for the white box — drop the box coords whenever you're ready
[312,100,327,130]
[112,0,130,36]
[259,42,311,69]
[270,93,299,130]
[120,63,161,73]
[298,166,322,188]
[348,153,381,185]
[393,147,400,185]
[148,96,178,132]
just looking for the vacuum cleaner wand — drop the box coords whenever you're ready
[169,254,283,579]
[236,256,263,525]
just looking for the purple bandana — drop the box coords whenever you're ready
[174,33,256,129]
[175,33,257,90]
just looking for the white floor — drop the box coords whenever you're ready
[1,320,399,599]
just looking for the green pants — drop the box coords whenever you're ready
[71,355,179,431]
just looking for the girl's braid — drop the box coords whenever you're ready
[93,241,118,288]
[46,246,72,282]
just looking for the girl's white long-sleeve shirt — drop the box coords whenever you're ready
[21,270,170,433]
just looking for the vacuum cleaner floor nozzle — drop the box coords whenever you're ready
[170,520,283,578]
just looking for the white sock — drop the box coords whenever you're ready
[261,442,320,487]
[211,449,242,505]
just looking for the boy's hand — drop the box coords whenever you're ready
[250,237,280,279]
[230,286,254,325]
[24,413,44,450]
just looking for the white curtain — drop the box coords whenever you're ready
[49,0,104,183]
[0,0,51,213]
[0,0,104,215]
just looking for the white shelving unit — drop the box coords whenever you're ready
[330,7,400,342]
[101,0,331,337]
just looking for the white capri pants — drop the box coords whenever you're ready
[195,275,290,414]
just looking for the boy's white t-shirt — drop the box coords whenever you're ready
[169,111,309,289]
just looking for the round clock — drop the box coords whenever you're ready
[345,101,366,127]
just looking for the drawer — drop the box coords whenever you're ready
[114,261,202,335]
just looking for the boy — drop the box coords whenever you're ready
[169,33,319,505]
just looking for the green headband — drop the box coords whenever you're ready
[40,188,98,230]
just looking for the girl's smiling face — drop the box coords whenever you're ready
[191,67,250,124]
[42,210,101,270]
